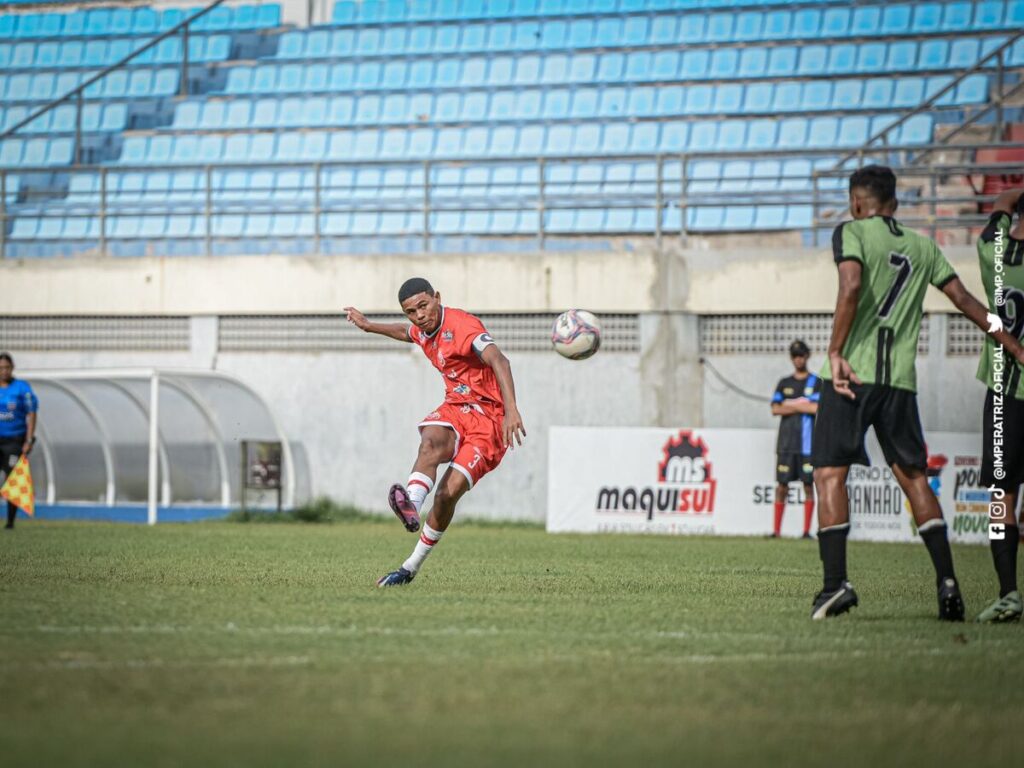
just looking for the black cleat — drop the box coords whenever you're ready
[811,581,859,620]
[387,484,420,533]
[938,578,965,622]
[376,567,415,587]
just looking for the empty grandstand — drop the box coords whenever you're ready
[1,0,1022,256]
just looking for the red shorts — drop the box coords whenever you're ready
[418,402,507,488]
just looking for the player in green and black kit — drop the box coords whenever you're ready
[809,165,1024,621]
[975,189,1024,623]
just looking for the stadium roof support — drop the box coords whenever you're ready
[22,368,294,524]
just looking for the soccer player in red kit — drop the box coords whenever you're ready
[345,277,526,586]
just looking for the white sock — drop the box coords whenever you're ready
[407,472,433,513]
[402,524,444,574]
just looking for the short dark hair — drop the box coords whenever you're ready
[789,340,810,358]
[398,277,435,304]
[0,353,12,365]
[849,164,897,206]
[1015,193,1024,217]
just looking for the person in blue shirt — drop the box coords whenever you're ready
[0,353,38,529]
[770,340,822,539]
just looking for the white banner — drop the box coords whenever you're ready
[547,427,992,544]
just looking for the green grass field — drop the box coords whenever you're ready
[1,518,1020,768]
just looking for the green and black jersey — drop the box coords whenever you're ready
[976,210,1024,400]
[821,216,956,392]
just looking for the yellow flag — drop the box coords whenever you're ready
[1,454,34,517]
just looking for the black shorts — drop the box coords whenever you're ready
[0,436,24,490]
[776,453,813,485]
[981,388,1024,493]
[811,381,926,470]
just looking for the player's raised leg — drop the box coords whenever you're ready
[890,463,964,621]
[811,464,858,619]
[377,465,470,587]
[388,425,456,533]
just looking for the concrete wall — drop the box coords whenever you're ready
[5,243,996,520]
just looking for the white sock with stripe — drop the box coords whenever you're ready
[407,472,433,514]
[402,524,444,574]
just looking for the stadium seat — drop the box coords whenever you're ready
[943,2,975,31]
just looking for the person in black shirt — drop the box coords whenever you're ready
[770,340,822,539]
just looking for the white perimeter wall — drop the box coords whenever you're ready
[4,243,994,520]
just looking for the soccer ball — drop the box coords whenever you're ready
[551,309,602,360]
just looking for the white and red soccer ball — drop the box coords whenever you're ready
[551,309,601,360]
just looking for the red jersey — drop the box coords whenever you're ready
[409,307,504,408]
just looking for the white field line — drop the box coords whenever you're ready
[0,622,974,663]
[21,656,313,671]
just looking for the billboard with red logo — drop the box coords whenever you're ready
[547,427,991,544]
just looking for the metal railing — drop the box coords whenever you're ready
[0,0,228,164]
[835,29,1024,168]
[2,144,1020,257]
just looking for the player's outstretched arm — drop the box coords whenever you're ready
[827,260,864,399]
[480,344,526,448]
[940,278,1024,365]
[991,188,1024,215]
[343,307,413,343]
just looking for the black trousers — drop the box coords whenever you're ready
[0,436,25,525]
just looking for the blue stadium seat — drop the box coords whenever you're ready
[705,12,734,43]
[767,47,797,77]
[655,122,688,152]
[746,119,777,149]
[942,1,975,30]
[887,42,918,71]
[892,77,926,107]
[821,8,850,37]
[772,83,801,113]
[898,114,934,144]
[857,43,888,73]
[681,49,710,79]
[713,84,742,114]
[10,217,38,240]
[1008,37,1024,66]
[949,39,981,68]
[655,86,683,116]
[686,85,713,114]
[709,49,739,80]
[827,44,860,75]
[133,8,159,34]
[755,207,786,230]
[716,121,745,152]
[955,74,989,104]
[279,65,305,93]
[807,117,839,148]
[851,6,882,35]
[881,4,913,35]
[919,39,950,69]
[649,16,677,46]
[833,80,863,109]
[798,47,828,77]
[863,78,895,108]
[791,9,821,38]
[761,10,790,39]
[803,82,831,112]
[689,207,723,231]
[689,122,718,152]
[1010,0,1024,25]
[912,3,944,32]
[777,119,808,149]
[738,48,767,79]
